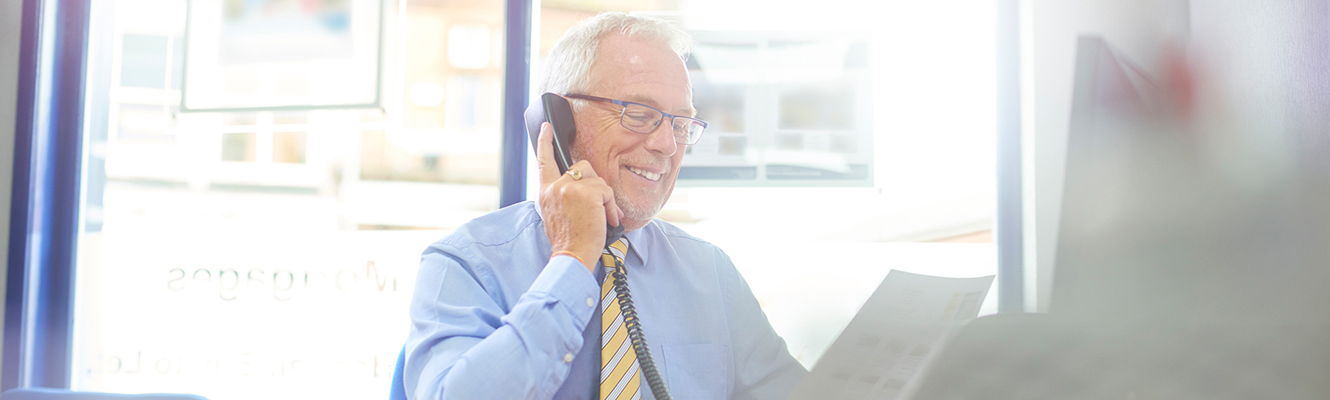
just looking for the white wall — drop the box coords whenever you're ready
[0,0,25,379]
[1024,0,1190,311]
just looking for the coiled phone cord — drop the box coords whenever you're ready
[610,256,672,400]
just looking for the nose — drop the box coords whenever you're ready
[642,118,678,157]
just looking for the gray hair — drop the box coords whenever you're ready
[538,12,694,96]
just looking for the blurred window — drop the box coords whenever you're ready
[779,83,855,131]
[71,0,999,398]
[221,132,256,162]
[272,131,307,164]
[447,24,492,69]
[74,0,505,398]
[120,34,169,88]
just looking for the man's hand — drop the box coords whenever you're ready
[537,122,623,271]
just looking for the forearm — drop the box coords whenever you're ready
[407,254,599,400]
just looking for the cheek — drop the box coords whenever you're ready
[593,114,621,135]
[570,120,605,157]
[571,126,622,177]
[672,152,687,173]
[572,115,621,151]
[570,128,593,160]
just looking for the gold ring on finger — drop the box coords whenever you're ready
[567,167,583,181]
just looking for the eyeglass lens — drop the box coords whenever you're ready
[620,103,704,144]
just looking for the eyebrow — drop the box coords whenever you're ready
[623,94,697,118]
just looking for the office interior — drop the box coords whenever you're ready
[1,0,1326,399]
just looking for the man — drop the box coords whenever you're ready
[404,12,806,400]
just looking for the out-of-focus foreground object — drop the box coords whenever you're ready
[1052,35,1330,325]
[901,313,1330,399]
[901,33,1330,399]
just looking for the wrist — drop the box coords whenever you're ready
[551,250,592,270]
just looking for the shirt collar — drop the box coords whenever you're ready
[622,221,650,267]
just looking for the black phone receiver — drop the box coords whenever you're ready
[525,93,625,247]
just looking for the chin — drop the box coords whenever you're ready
[622,202,662,221]
[616,195,665,227]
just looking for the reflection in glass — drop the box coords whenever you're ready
[120,34,169,88]
[75,1,509,396]
[447,24,492,69]
[692,83,744,133]
[221,132,257,162]
[779,83,854,131]
[719,136,746,156]
[776,133,804,151]
[117,104,173,138]
[272,131,306,164]
[831,134,856,154]
[360,130,431,181]
[445,75,483,130]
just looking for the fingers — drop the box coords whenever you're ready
[537,133,621,258]
[563,161,622,228]
[565,160,597,180]
[557,160,621,227]
[536,122,560,185]
[605,195,623,228]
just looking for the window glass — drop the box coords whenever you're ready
[73,0,998,397]
[74,0,505,398]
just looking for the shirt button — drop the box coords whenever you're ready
[563,352,574,363]
[586,297,595,307]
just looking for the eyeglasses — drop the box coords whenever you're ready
[565,94,708,145]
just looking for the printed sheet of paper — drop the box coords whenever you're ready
[786,270,995,400]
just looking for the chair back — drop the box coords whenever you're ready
[390,346,407,400]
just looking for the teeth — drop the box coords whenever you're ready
[627,166,661,181]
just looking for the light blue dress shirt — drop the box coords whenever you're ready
[405,201,806,400]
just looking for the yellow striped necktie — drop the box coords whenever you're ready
[600,239,640,400]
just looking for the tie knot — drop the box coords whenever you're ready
[601,238,629,270]
[609,238,628,255]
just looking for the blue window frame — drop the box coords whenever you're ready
[499,0,532,208]
[6,0,93,390]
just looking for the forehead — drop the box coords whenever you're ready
[587,33,693,115]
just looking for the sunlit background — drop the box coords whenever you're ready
[71,0,998,398]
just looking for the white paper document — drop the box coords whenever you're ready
[785,270,995,400]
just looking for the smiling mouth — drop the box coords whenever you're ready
[626,166,662,181]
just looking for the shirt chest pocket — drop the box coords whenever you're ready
[662,343,729,400]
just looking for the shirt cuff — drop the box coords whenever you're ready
[515,255,600,395]
[518,254,601,342]
[529,254,599,308]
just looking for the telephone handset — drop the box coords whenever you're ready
[525,93,625,247]
[524,93,672,400]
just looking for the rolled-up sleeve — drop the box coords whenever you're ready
[405,244,600,400]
